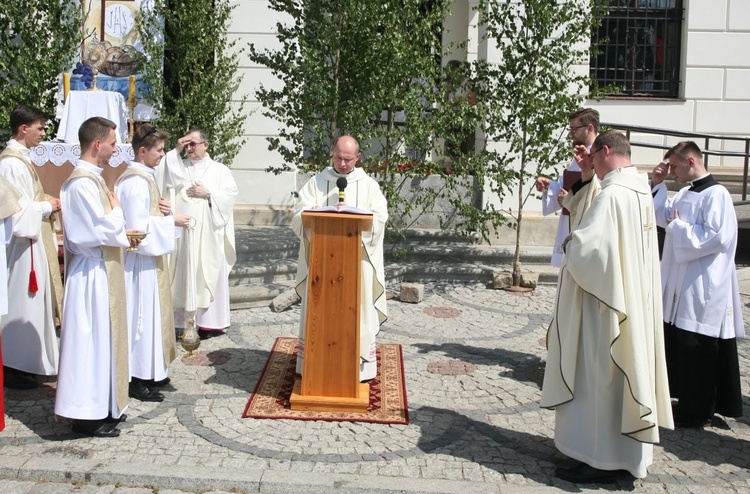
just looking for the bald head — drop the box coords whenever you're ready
[332,135,360,174]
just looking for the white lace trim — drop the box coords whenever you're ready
[30,142,134,167]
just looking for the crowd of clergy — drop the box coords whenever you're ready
[0,105,237,437]
[539,109,744,484]
[0,103,743,485]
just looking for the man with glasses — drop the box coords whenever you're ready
[291,135,388,381]
[542,130,672,483]
[534,108,599,267]
[651,141,743,428]
[160,130,237,341]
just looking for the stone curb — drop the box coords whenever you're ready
[0,456,561,494]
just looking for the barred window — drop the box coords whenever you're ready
[590,0,684,98]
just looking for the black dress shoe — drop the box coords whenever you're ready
[104,414,127,424]
[149,377,171,388]
[555,463,628,484]
[71,420,120,438]
[673,414,711,428]
[3,366,38,390]
[198,329,212,340]
[129,379,165,402]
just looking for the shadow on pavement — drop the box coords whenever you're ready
[412,342,545,389]
[415,406,637,491]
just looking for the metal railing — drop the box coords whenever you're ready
[602,122,750,201]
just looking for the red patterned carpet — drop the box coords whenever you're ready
[243,337,408,425]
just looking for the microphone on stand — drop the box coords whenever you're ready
[336,177,347,203]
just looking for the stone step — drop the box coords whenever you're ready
[234,225,299,263]
[229,281,296,310]
[229,259,298,285]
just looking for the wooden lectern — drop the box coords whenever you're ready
[290,210,373,413]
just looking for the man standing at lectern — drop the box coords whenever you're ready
[292,135,388,381]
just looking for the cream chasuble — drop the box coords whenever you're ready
[55,163,130,420]
[161,150,237,328]
[541,168,672,478]
[292,167,388,381]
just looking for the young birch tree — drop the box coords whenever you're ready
[0,1,80,138]
[137,0,248,163]
[250,0,484,235]
[473,0,601,285]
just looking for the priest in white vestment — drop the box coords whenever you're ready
[535,108,599,267]
[541,130,673,483]
[0,105,64,389]
[116,125,190,402]
[292,135,388,382]
[651,141,744,428]
[55,117,132,438]
[0,176,27,430]
[159,130,237,339]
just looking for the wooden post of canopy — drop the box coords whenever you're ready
[289,210,373,413]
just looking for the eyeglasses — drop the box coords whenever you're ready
[567,124,588,133]
[185,141,206,148]
[590,146,604,157]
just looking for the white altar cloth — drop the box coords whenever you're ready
[30,142,133,167]
[56,90,129,143]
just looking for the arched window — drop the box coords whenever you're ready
[590,0,683,98]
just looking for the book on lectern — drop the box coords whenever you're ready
[305,205,373,216]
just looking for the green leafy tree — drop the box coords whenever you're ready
[136,0,248,163]
[0,1,80,139]
[250,0,484,237]
[469,0,605,285]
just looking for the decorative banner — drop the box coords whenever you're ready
[75,0,156,121]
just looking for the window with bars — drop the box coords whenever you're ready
[590,0,684,98]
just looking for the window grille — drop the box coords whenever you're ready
[590,0,683,98]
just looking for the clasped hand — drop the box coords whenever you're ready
[187,182,210,199]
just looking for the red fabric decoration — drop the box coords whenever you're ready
[28,239,38,293]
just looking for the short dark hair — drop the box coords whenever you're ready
[10,104,48,135]
[132,124,169,154]
[667,141,703,165]
[568,108,600,133]
[78,117,117,150]
[593,129,630,158]
[186,128,209,144]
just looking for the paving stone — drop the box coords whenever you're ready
[0,281,747,493]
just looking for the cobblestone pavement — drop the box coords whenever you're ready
[0,283,748,493]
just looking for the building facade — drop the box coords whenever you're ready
[232,0,750,219]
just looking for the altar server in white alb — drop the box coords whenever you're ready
[0,177,29,430]
[651,140,744,428]
[55,117,133,438]
[160,130,237,340]
[541,130,673,484]
[0,104,64,390]
[292,135,388,381]
[115,125,190,403]
[534,108,599,267]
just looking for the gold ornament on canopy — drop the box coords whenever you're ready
[82,39,107,90]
